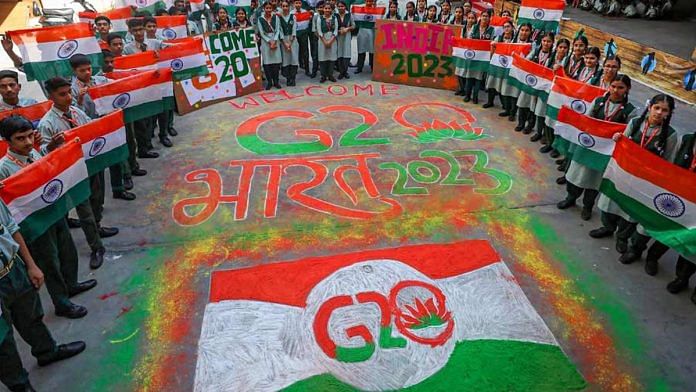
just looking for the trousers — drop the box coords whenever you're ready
[75,172,104,252]
[566,182,599,210]
[600,211,637,245]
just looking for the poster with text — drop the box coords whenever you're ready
[175,28,263,114]
[372,20,462,91]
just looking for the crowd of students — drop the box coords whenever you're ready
[0,1,694,390]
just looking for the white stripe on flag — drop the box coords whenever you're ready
[6,160,87,224]
[16,37,101,63]
[452,48,490,62]
[157,26,188,40]
[353,13,383,22]
[81,127,127,160]
[547,94,592,116]
[518,6,563,21]
[490,53,511,69]
[296,20,309,30]
[554,121,615,155]
[159,53,206,72]
[509,67,553,92]
[94,81,170,115]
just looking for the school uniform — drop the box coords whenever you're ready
[483,34,514,107]
[403,13,420,21]
[454,23,475,96]
[460,23,494,103]
[336,12,355,78]
[515,47,553,134]
[0,151,83,314]
[308,9,321,77]
[385,13,401,20]
[355,6,383,73]
[499,37,535,119]
[213,19,233,31]
[292,8,311,72]
[316,14,338,80]
[573,64,602,86]
[416,9,427,21]
[280,13,299,86]
[258,13,283,88]
[437,12,453,24]
[595,116,679,253]
[562,95,636,215]
[0,98,38,111]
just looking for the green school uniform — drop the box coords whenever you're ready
[258,14,283,65]
[336,12,355,59]
[485,34,515,92]
[280,13,299,67]
[317,14,338,62]
[457,23,494,80]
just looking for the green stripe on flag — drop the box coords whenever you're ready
[517,18,559,33]
[571,148,610,172]
[453,58,489,73]
[164,97,176,111]
[124,101,166,123]
[487,65,509,79]
[23,53,103,82]
[507,77,549,100]
[546,106,559,122]
[138,1,167,14]
[20,178,91,242]
[282,340,585,391]
[600,179,696,257]
[86,145,129,177]
[173,65,209,81]
[355,21,376,29]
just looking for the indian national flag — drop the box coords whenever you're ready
[190,0,206,18]
[8,24,102,81]
[215,0,253,15]
[63,110,128,176]
[601,138,696,258]
[126,0,166,14]
[113,51,158,72]
[294,11,313,31]
[194,241,585,391]
[545,76,606,128]
[78,7,133,37]
[0,140,90,242]
[517,0,565,32]
[508,53,555,101]
[352,6,385,28]
[488,42,532,79]
[553,106,624,171]
[156,16,189,41]
[489,15,510,38]
[88,68,173,123]
[452,38,491,73]
[158,37,210,80]
[0,101,52,156]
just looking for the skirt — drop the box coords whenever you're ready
[566,161,603,190]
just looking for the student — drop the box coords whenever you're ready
[424,5,438,23]
[101,50,115,74]
[452,6,465,25]
[307,1,321,78]
[515,31,553,135]
[591,94,679,256]
[214,7,233,30]
[535,37,570,153]
[355,0,382,74]
[558,74,635,220]
[574,46,602,86]
[279,0,299,86]
[94,15,112,49]
[0,193,86,392]
[598,56,621,89]
[233,8,251,28]
[482,20,514,108]
[0,71,37,111]
[0,114,96,318]
[292,0,310,73]
[386,2,401,20]
[498,22,532,121]
[144,16,160,40]
[107,33,125,57]
[403,1,419,21]
[438,1,454,24]
[336,1,354,80]
[566,35,587,78]
[455,11,477,97]
[258,1,283,89]
[462,1,472,16]
[462,11,494,104]
[316,2,338,83]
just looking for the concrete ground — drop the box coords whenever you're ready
[3,66,693,392]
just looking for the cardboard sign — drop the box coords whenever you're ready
[175,28,263,114]
[372,20,462,91]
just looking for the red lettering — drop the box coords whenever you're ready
[279,89,303,100]
[328,85,348,96]
[380,84,399,96]
[305,85,325,96]
[353,84,374,96]
[258,92,284,104]
[229,96,260,110]
[380,23,398,50]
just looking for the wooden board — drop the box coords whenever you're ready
[559,20,695,104]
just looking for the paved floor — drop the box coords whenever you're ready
[5,69,695,391]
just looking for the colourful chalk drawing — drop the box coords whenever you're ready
[393,102,488,143]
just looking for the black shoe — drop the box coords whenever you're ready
[273,82,281,89]
[620,251,640,264]
[98,226,119,238]
[138,151,159,159]
[90,246,105,269]
[580,207,592,221]
[616,240,628,254]
[124,177,134,190]
[463,96,471,103]
[349,62,357,67]
[556,176,566,185]
[67,217,81,228]
[557,164,566,172]
[37,341,86,367]
[482,102,494,108]
[167,127,178,136]
[337,73,344,80]
[69,279,97,296]
[530,133,542,142]
[644,258,658,276]
[343,73,350,79]
[550,150,560,158]
[159,137,173,148]
[522,127,533,135]
[557,199,575,210]
[328,76,337,82]
[508,114,516,122]
[265,82,272,90]
[514,125,524,132]
[131,168,147,176]
[305,70,311,76]
[555,158,565,165]
[311,71,318,78]
[498,111,510,117]
[319,76,326,83]
[113,191,136,201]
[589,227,613,238]
[540,145,553,153]
[55,303,88,319]
[666,278,688,293]
[472,96,479,104]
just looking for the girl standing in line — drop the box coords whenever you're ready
[279,0,299,86]
[336,1,355,79]
[213,7,233,31]
[452,6,465,25]
[424,5,438,23]
[498,22,532,121]
[558,74,636,220]
[386,2,401,20]
[354,0,382,73]
[232,8,251,28]
[514,31,553,135]
[415,0,427,21]
[482,20,515,108]
[462,11,494,104]
[540,38,571,157]
[454,11,478,97]
[438,1,454,24]
[404,1,419,21]
[317,2,338,82]
[574,46,602,86]
[258,1,283,89]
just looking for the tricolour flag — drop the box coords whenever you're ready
[194,241,585,391]
[0,140,90,242]
[0,101,52,156]
[488,42,532,79]
[125,0,166,14]
[553,106,624,171]
[88,69,173,123]
[545,76,606,128]
[507,53,555,101]
[8,24,102,81]
[451,38,491,73]
[517,0,565,32]
[78,7,133,38]
[64,110,128,176]
[489,15,510,37]
[190,0,206,18]
[155,15,189,41]
[158,38,209,80]
[294,11,313,31]
[215,0,253,15]
[113,51,158,72]
[351,6,386,28]
[600,138,696,258]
